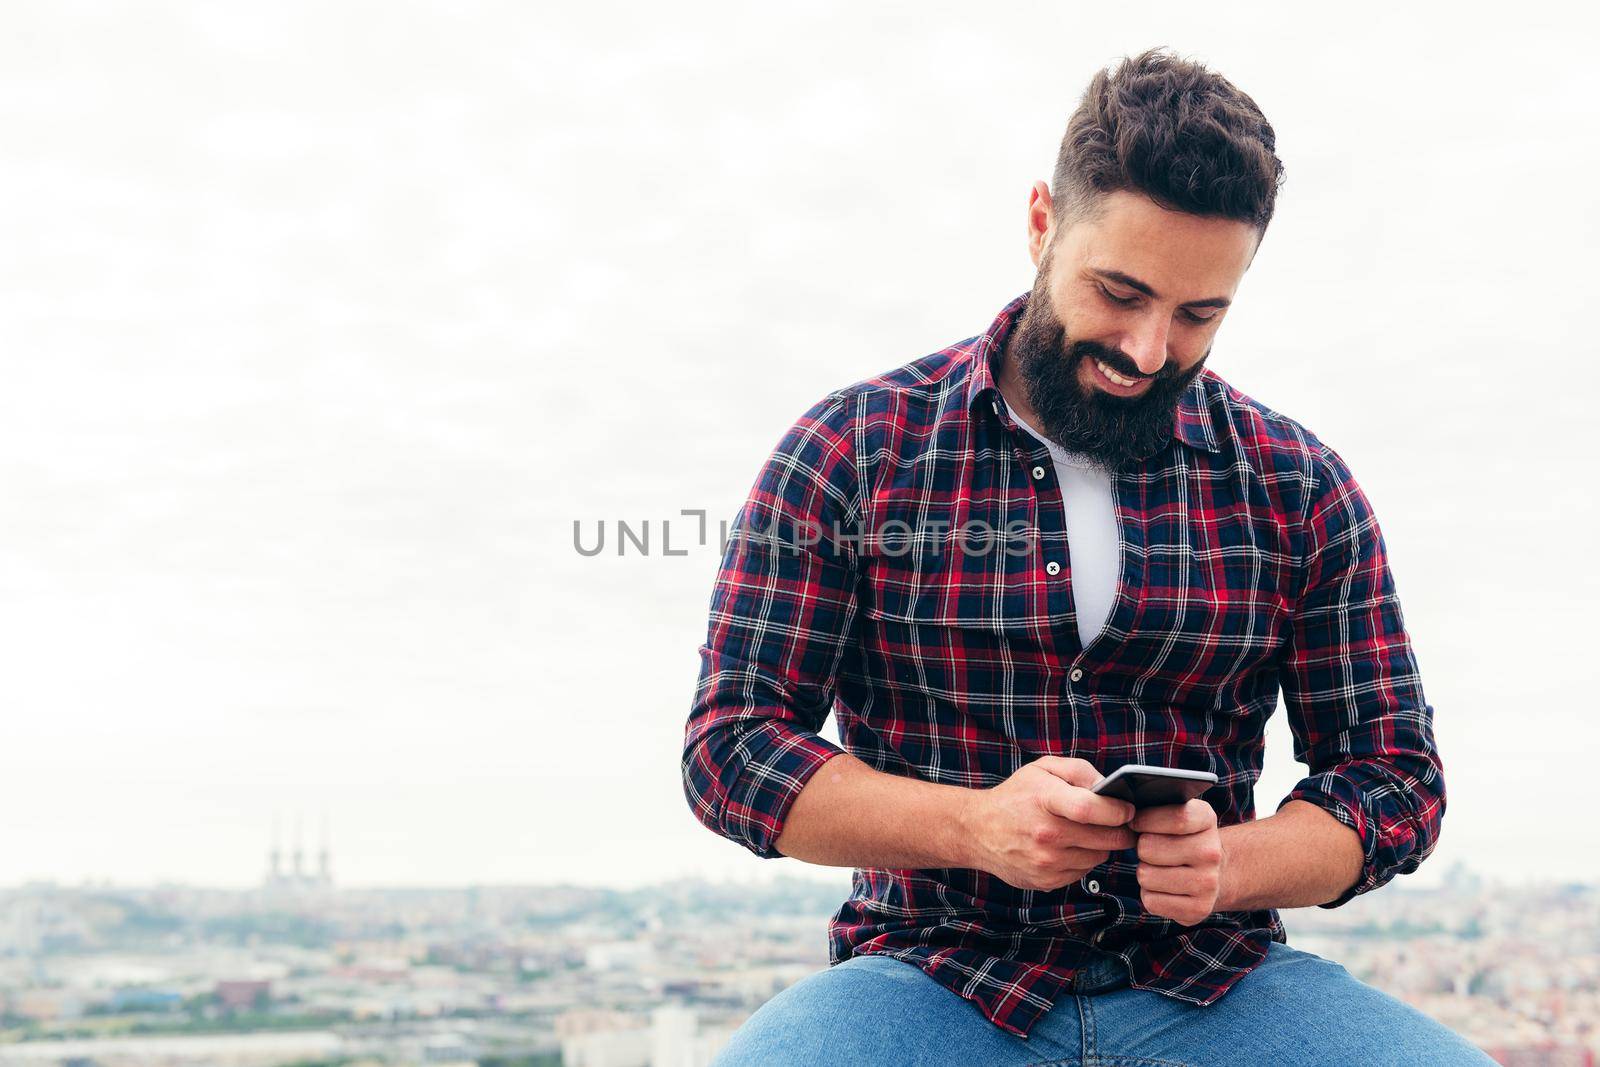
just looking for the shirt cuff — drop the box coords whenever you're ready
[686,718,847,860]
[1276,772,1383,909]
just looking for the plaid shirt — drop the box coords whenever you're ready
[681,292,1445,1038]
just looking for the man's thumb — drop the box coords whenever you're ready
[1029,755,1102,789]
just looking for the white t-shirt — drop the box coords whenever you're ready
[1007,406,1120,647]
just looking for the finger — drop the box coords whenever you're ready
[1129,798,1214,835]
[1074,824,1139,852]
[1138,830,1224,868]
[1135,832,1184,865]
[1127,803,1189,834]
[1040,781,1137,827]
[1052,846,1113,871]
[1140,889,1207,927]
[1030,755,1103,789]
[1136,862,1203,895]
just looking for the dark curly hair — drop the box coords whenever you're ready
[1052,47,1285,235]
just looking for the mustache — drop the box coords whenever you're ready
[1070,340,1178,384]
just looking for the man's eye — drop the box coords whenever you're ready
[1181,308,1220,324]
[1098,285,1138,306]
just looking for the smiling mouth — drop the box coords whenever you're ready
[1090,357,1152,393]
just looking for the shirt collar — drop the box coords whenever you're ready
[966,291,1221,454]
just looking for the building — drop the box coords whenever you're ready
[215,979,272,1013]
[262,813,334,894]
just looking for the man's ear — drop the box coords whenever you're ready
[1027,181,1054,268]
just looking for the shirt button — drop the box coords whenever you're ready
[1031,465,1047,481]
[1069,667,1084,682]
[1091,930,1106,946]
[1045,561,1061,576]
[1086,879,1101,893]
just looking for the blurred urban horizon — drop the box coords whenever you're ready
[0,840,1577,895]
[2,860,1594,1066]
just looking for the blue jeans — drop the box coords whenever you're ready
[711,942,1495,1066]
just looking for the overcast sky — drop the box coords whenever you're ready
[1,2,1594,891]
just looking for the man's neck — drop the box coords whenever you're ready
[993,345,1045,432]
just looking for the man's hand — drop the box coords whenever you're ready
[1131,799,1226,926]
[962,756,1138,892]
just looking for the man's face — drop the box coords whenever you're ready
[1003,188,1260,473]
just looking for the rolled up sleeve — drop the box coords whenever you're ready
[1275,442,1446,909]
[681,392,861,859]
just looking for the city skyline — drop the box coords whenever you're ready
[1,855,1578,895]
[2,867,1593,1063]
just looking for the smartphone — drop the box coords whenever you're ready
[1089,764,1218,808]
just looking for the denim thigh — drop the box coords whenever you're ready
[1060,940,1496,1067]
[710,953,1073,1066]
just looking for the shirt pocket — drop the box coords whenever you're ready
[1118,511,1293,712]
[851,504,1069,777]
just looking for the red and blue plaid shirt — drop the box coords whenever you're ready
[682,292,1445,1038]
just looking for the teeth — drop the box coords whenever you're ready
[1096,359,1141,387]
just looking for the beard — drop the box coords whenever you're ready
[1005,263,1209,475]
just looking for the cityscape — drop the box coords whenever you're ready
[0,834,1594,1067]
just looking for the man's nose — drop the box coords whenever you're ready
[1120,314,1171,376]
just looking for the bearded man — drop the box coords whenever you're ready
[682,47,1490,1066]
